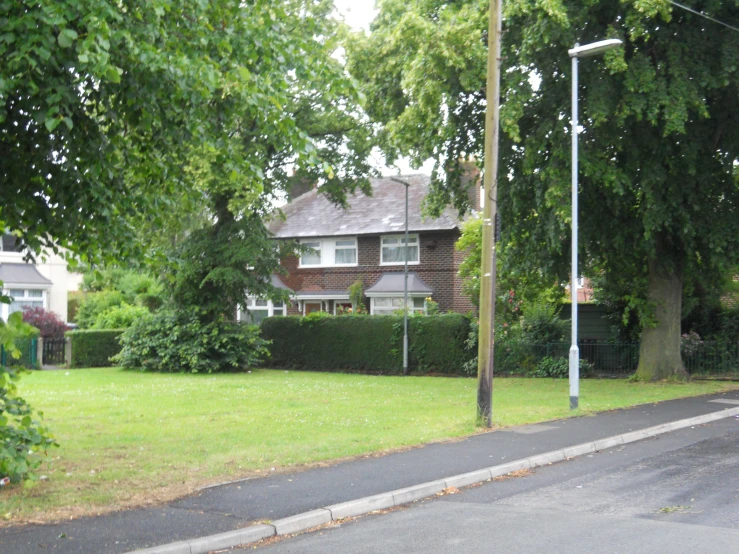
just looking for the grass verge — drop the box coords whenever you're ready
[2,368,735,524]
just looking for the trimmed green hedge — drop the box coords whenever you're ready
[261,314,473,375]
[68,329,125,368]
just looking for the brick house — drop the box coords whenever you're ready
[242,174,477,322]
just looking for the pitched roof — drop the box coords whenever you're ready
[1,234,19,252]
[0,263,53,286]
[268,174,462,239]
[365,272,433,295]
[270,274,293,291]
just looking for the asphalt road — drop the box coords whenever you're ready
[251,417,739,553]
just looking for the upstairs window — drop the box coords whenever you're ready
[334,239,357,265]
[299,238,358,268]
[381,234,419,265]
[300,241,322,266]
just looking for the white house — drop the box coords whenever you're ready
[0,234,83,323]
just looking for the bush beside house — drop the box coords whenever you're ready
[21,307,66,338]
[113,310,269,373]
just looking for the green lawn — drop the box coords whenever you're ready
[2,368,735,524]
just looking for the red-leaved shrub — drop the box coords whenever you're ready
[22,306,67,339]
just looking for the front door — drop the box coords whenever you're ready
[304,302,322,315]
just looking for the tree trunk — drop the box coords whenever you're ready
[635,256,688,381]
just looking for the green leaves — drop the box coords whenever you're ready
[0,364,58,484]
[351,0,739,297]
[105,65,121,83]
[57,28,78,48]
[2,0,370,268]
[44,116,61,132]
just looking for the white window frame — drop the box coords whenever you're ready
[380,234,420,266]
[298,237,358,268]
[2,287,47,321]
[370,295,426,316]
[299,240,322,267]
[238,298,287,324]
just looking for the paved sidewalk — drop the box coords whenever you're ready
[2,390,738,554]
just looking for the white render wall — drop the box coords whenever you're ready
[0,250,83,322]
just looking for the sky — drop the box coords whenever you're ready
[333,1,436,176]
[334,0,377,31]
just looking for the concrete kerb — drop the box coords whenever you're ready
[273,509,333,536]
[189,525,276,554]
[128,405,739,554]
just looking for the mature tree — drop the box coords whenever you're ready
[2,0,373,311]
[348,0,739,380]
[1,0,371,262]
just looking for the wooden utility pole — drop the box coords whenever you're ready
[476,0,502,428]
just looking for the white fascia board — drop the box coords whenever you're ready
[365,292,431,298]
[295,294,350,301]
[2,282,52,289]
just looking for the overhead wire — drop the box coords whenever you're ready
[668,1,739,33]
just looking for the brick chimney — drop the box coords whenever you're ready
[458,158,481,212]
[286,175,316,201]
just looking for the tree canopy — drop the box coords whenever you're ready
[348,0,739,379]
[1,0,372,264]
[3,0,375,318]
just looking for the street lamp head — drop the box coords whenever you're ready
[568,39,622,58]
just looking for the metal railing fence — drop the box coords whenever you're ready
[493,340,738,378]
[0,337,38,369]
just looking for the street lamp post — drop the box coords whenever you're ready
[568,39,622,410]
[391,177,411,376]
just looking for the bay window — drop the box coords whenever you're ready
[371,296,425,316]
[7,289,45,315]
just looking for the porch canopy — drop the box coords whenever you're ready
[0,263,52,287]
[365,272,433,297]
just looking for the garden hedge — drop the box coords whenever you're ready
[68,329,125,368]
[260,314,473,375]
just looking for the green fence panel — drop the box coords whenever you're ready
[0,337,38,369]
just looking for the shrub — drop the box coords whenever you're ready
[529,356,594,379]
[113,310,269,373]
[75,291,125,329]
[116,272,163,301]
[424,297,440,315]
[713,308,739,342]
[530,356,569,378]
[68,329,125,367]
[519,301,568,344]
[261,313,472,374]
[67,291,85,323]
[93,303,150,329]
[21,307,66,338]
[0,365,58,483]
[461,318,479,376]
[1,312,57,483]
[680,331,703,356]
